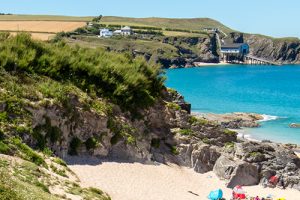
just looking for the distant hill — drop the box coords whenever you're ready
[0,15,234,33]
[101,16,234,33]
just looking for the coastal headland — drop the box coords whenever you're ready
[0,15,300,200]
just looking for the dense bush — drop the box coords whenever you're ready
[0,33,164,113]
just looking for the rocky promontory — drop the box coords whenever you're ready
[197,112,263,129]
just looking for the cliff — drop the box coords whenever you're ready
[229,32,300,64]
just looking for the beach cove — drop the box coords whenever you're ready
[165,65,300,144]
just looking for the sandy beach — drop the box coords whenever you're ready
[67,156,299,200]
[193,61,230,67]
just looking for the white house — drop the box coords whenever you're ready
[113,30,122,35]
[99,28,113,38]
[120,26,132,35]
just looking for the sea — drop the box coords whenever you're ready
[165,65,300,145]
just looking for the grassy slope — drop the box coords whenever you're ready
[68,36,179,59]
[0,15,233,33]
[101,16,234,33]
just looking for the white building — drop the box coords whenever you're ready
[99,28,113,38]
[120,26,132,35]
[113,30,122,35]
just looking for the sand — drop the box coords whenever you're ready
[193,61,230,67]
[67,156,299,200]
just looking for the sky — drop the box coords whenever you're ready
[1,0,299,38]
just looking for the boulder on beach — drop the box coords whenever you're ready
[289,123,300,128]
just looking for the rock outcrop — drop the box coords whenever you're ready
[200,112,263,129]
[229,32,300,64]
[213,141,300,190]
[214,156,259,188]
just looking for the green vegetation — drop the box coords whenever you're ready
[85,137,99,150]
[188,116,210,126]
[249,151,263,157]
[165,143,179,155]
[151,138,161,149]
[100,16,234,34]
[202,137,211,144]
[225,142,235,148]
[50,164,68,178]
[68,35,178,59]
[0,33,164,113]
[69,137,82,155]
[166,102,181,111]
[52,157,67,167]
[223,129,236,136]
[179,129,193,136]
[67,183,111,200]
[108,117,137,146]
[10,137,47,167]
[0,158,57,200]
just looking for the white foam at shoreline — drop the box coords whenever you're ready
[258,114,279,122]
[235,130,261,142]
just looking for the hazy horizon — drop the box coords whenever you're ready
[1,0,299,38]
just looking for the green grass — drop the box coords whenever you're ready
[100,16,234,34]
[179,129,193,136]
[0,14,92,21]
[223,129,236,136]
[68,35,178,59]
[0,159,59,200]
[166,102,181,111]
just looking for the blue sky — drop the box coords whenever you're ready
[1,0,299,38]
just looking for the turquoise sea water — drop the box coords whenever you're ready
[165,65,300,144]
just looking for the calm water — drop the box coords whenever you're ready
[165,65,300,144]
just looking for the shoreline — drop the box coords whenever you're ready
[192,111,300,156]
[193,61,231,67]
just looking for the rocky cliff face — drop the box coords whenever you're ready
[10,87,299,191]
[230,32,300,64]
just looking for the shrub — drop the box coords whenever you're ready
[69,137,82,155]
[151,138,160,149]
[10,137,47,167]
[165,143,179,155]
[202,137,211,144]
[179,129,193,136]
[166,102,181,111]
[223,129,236,136]
[0,111,8,122]
[0,141,10,154]
[0,33,164,114]
[225,142,235,148]
[53,157,67,167]
[0,130,5,140]
[85,137,98,150]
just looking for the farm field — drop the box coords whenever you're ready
[0,21,86,40]
[0,14,92,21]
[0,21,85,33]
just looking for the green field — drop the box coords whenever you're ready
[67,36,179,59]
[100,16,234,33]
[0,14,93,21]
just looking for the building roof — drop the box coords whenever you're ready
[221,43,248,49]
[121,26,131,30]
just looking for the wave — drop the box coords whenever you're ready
[258,114,280,122]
